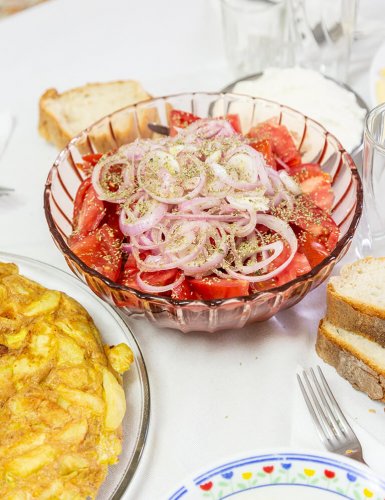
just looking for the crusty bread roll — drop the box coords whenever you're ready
[38,80,152,149]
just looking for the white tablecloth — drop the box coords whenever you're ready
[1,1,385,498]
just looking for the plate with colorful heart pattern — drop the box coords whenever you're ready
[164,450,385,500]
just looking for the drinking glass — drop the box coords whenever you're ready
[357,103,385,257]
[290,0,358,82]
[220,0,291,79]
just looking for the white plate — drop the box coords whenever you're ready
[164,449,385,500]
[369,39,385,107]
[221,72,368,156]
[0,251,150,499]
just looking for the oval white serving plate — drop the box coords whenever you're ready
[0,251,150,499]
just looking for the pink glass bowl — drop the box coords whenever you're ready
[44,92,363,333]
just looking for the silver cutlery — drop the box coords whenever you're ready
[297,366,366,464]
[0,186,14,195]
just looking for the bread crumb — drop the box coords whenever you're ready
[368,409,376,414]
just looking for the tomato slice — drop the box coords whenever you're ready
[298,232,330,267]
[69,223,122,281]
[140,269,180,287]
[300,177,334,212]
[275,252,311,287]
[120,254,139,281]
[82,153,103,166]
[104,203,123,235]
[170,278,196,300]
[291,195,339,252]
[169,110,200,136]
[248,122,301,168]
[290,163,323,179]
[251,250,311,291]
[190,277,249,300]
[223,114,242,133]
[73,177,92,228]
[74,183,106,236]
[249,139,276,169]
[291,252,312,276]
[169,109,242,136]
[78,153,103,175]
[291,163,334,211]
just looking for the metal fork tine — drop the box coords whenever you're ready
[302,371,336,444]
[297,373,332,446]
[310,367,344,439]
[298,366,366,464]
[317,366,356,438]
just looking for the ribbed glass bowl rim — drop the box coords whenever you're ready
[0,250,151,499]
[44,92,363,307]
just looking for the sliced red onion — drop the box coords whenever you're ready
[178,197,220,212]
[227,145,273,192]
[181,225,228,276]
[91,153,134,203]
[133,238,205,271]
[235,240,284,274]
[165,213,243,222]
[136,271,185,293]
[272,190,294,210]
[223,214,297,282]
[182,118,236,141]
[226,192,269,212]
[181,246,227,276]
[231,210,257,238]
[131,221,208,271]
[279,170,302,196]
[275,157,291,171]
[137,150,206,204]
[119,199,168,236]
[209,161,260,191]
[163,221,200,254]
[120,139,167,163]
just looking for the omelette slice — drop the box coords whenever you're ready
[0,262,133,499]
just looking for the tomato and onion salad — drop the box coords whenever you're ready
[69,110,338,301]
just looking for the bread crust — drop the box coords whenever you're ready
[327,283,385,347]
[328,257,385,321]
[38,81,152,150]
[38,88,73,149]
[316,320,385,402]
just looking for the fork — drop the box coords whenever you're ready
[0,186,14,196]
[297,366,366,464]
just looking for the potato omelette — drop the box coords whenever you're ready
[0,262,133,499]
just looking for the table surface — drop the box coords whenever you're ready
[1,1,385,498]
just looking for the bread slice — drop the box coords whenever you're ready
[39,80,152,149]
[317,319,385,402]
[326,257,385,347]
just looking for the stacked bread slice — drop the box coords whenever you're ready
[316,257,385,402]
[39,80,152,149]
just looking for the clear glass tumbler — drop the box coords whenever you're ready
[220,0,290,79]
[357,103,385,257]
[290,0,358,82]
